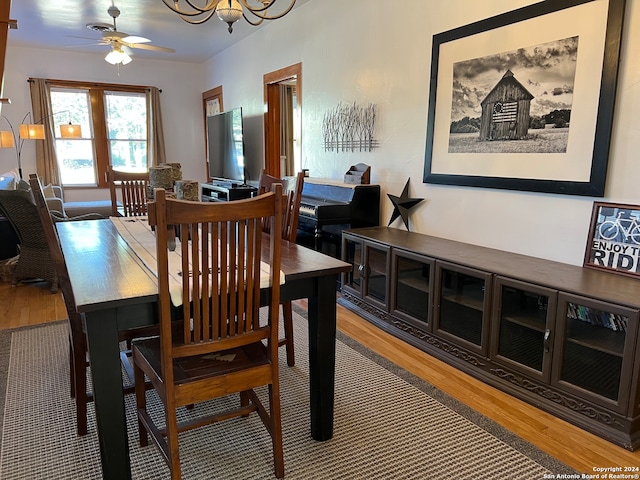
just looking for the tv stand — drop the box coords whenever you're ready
[201,182,257,202]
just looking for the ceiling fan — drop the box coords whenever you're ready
[69,4,175,65]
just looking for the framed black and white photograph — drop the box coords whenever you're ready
[584,202,640,277]
[423,0,625,196]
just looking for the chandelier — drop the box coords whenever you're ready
[161,0,297,33]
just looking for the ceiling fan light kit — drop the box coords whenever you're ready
[105,46,132,65]
[70,5,175,67]
[162,0,297,33]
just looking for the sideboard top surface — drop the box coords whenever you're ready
[344,227,640,309]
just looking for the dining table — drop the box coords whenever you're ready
[56,218,352,480]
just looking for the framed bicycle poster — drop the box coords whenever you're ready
[584,202,640,277]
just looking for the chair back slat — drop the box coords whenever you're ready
[107,166,149,217]
[258,170,304,242]
[148,185,283,366]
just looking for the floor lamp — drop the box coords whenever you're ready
[0,112,82,179]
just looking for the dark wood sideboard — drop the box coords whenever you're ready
[338,226,640,450]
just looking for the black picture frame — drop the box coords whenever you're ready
[584,202,640,277]
[423,0,626,196]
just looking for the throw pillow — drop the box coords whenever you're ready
[42,183,56,198]
[16,179,30,191]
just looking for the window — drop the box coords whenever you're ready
[105,91,147,173]
[49,82,149,187]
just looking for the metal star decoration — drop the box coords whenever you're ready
[387,178,424,231]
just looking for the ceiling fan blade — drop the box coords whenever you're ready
[66,34,103,41]
[103,31,128,40]
[124,42,175,53]
[65,42,109,48]
[64,34,109,47]
[121,35,151,44]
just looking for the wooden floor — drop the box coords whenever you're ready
[2,280,639,473]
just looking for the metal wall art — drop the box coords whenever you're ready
[322,102,378,152]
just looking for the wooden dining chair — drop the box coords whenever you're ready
[106,166,149,217]
[29,174,162,436]
[29,174,94,435]
[258,169,304,366]
[133,184,285,480]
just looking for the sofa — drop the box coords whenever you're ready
[43,184,114,218]
[1,168,118,218]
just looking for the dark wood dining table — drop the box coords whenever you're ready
[56,218,351,480]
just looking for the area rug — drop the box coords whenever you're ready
[0,309,577,479]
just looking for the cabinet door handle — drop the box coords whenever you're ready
[543,329,552,353]
[358,264,366,278]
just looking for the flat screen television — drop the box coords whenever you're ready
[207,107,246,185]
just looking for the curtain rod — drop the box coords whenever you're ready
[27,78,161,92]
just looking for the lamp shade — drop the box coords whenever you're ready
[19,123,45,140]
[60,123,82,138]
[0,131,14,148]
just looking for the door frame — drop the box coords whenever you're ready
[202,85,223,180]
[263,63,301,177]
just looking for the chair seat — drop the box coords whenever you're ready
[134,337,270,385]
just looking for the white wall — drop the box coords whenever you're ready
[3,0,640,268]
[203,0,640,266]
[0,45,207,202]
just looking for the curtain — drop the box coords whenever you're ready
[146,87,166,167]
[279,84,295,176]
[29,78,59,185]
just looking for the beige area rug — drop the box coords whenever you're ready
[0,309,577,479]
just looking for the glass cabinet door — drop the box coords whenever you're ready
[491,277,557,381]
[341,234,390,311]
[391,249,433,329]
[434,262,492,355]
[362,241,390,309]
[552,293,638,413]
[342,235,363,295]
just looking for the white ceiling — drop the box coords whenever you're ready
[8,0,309,63]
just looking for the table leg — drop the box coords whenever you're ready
[307,274,337,441]
[84,308,132,480]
